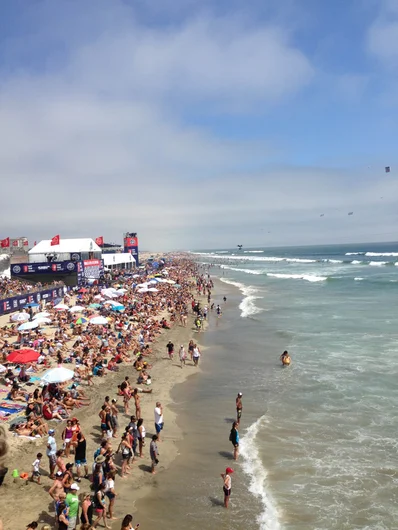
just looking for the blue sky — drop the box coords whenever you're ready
[0,0,398,250]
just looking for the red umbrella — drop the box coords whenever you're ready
[7,349,40,364]
[78,288,89,293]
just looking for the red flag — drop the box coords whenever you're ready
[51,235,60,246]
[34,241,37,246]
[23,240,29,246]
[95,236,104,246]
[0,237,10,248]
[12,240,18,247]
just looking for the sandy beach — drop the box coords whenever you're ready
[0,267,211,529]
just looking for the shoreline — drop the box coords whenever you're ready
[0,288,209,529]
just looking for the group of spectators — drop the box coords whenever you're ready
[0,257,209,529]
[0,276,64,300]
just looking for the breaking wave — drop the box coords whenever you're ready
[219,278,263,317]
[267,273,327,283]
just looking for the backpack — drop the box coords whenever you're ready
[93,447,101,460]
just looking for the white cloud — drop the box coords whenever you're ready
[0,2,396,250]
[368,0,398,64]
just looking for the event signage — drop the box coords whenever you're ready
[11,261,78,275]
[123,236,139,265]
[82,259,104,279]
[0,286,64,316]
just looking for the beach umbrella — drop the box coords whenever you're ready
[93,295,105,301]
[54,303,69,310]
[148,279,159,284]
[116,288,127,294]
[41,366,74,384]
[34,317,52,325]
[111,304,125,311]
[33,312,51,319]
[11,313,30,322]
[23,302,40,308]
[78,288,89,293]
[74,317,88,325]
[103,300,119,306]
[89,316,109,325]
[173,284,181,288]
[164,279,175,284]
[7,348,40,364]
[0,364,6,373]
[18,320,39,331]
[69,305,85,313]
[89,303,101,308]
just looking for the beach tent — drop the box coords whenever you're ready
[28,238,101,263]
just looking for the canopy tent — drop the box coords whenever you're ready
[29,238,101,255]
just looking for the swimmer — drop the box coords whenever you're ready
[280,350,291,366]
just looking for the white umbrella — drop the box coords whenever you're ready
[89,316,109,325]
[148,287,158,292]
[164,279,176,284]
[54,303,69,310]
[94,294,105,301]
[69,306,85,313]
[41,366,74,384]
[0,364,7,374]
[103,300,119,306]
[102,291,118,298]
[18,320,39,331]
[34,317,52,325]
[136,283,149,288]
[116,288,127,294]
[33,312,51,319]
[11,313,30,322]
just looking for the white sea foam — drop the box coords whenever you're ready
[244,250,264,253]
[219,278,263,317]
[351,260,363,265]
[220,264,262,275]
[322,259,343,263]
[345,252,365,255]
[240,415,281,530]
[369,261,388,266]
[267,273,327,283]
[354,277,364,281]
[365,252,398,257]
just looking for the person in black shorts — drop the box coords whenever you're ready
[236,392,243,424]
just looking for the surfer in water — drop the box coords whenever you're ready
[280,350,291,366]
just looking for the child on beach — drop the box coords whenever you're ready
[31,452,43,484]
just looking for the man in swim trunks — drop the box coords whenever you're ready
[166,341,174,360]
[236,393,243,425]
[133,388,141,419]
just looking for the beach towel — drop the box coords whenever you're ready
[0,402,24,411]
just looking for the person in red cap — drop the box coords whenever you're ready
[221,467,234,508]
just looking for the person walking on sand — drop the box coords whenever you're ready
[46,429,57,479]
[236,392,243,425]
[179,344,187,368]
[229,422,240,461]
[65,482,80,530]
[154,402,164,441]
[31,452,43,485]
[74,432,89,481]
[221,467,234,508]
[166,340,174,360]
[150,434,159,474]
[192,344,201,366]
[133,388,141,419]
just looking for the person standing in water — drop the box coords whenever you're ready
[236,392,243,425]
[229,422,239,461]
[220,467,234,508]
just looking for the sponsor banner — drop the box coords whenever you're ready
[0,286,64,316]
[11,261,78,275]
[82,259,104,280]
[70,253,81,261]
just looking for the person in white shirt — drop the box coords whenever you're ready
[154,402,164,441]
[31,452,42,485]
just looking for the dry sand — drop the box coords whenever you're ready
[0,298,208,529]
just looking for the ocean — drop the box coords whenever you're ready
[136,242,398,530]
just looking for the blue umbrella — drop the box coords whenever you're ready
[111,304,125,312]
[23,302,40,308]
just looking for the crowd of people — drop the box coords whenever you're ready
[0,257,217,529]
[0,276,64,300]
